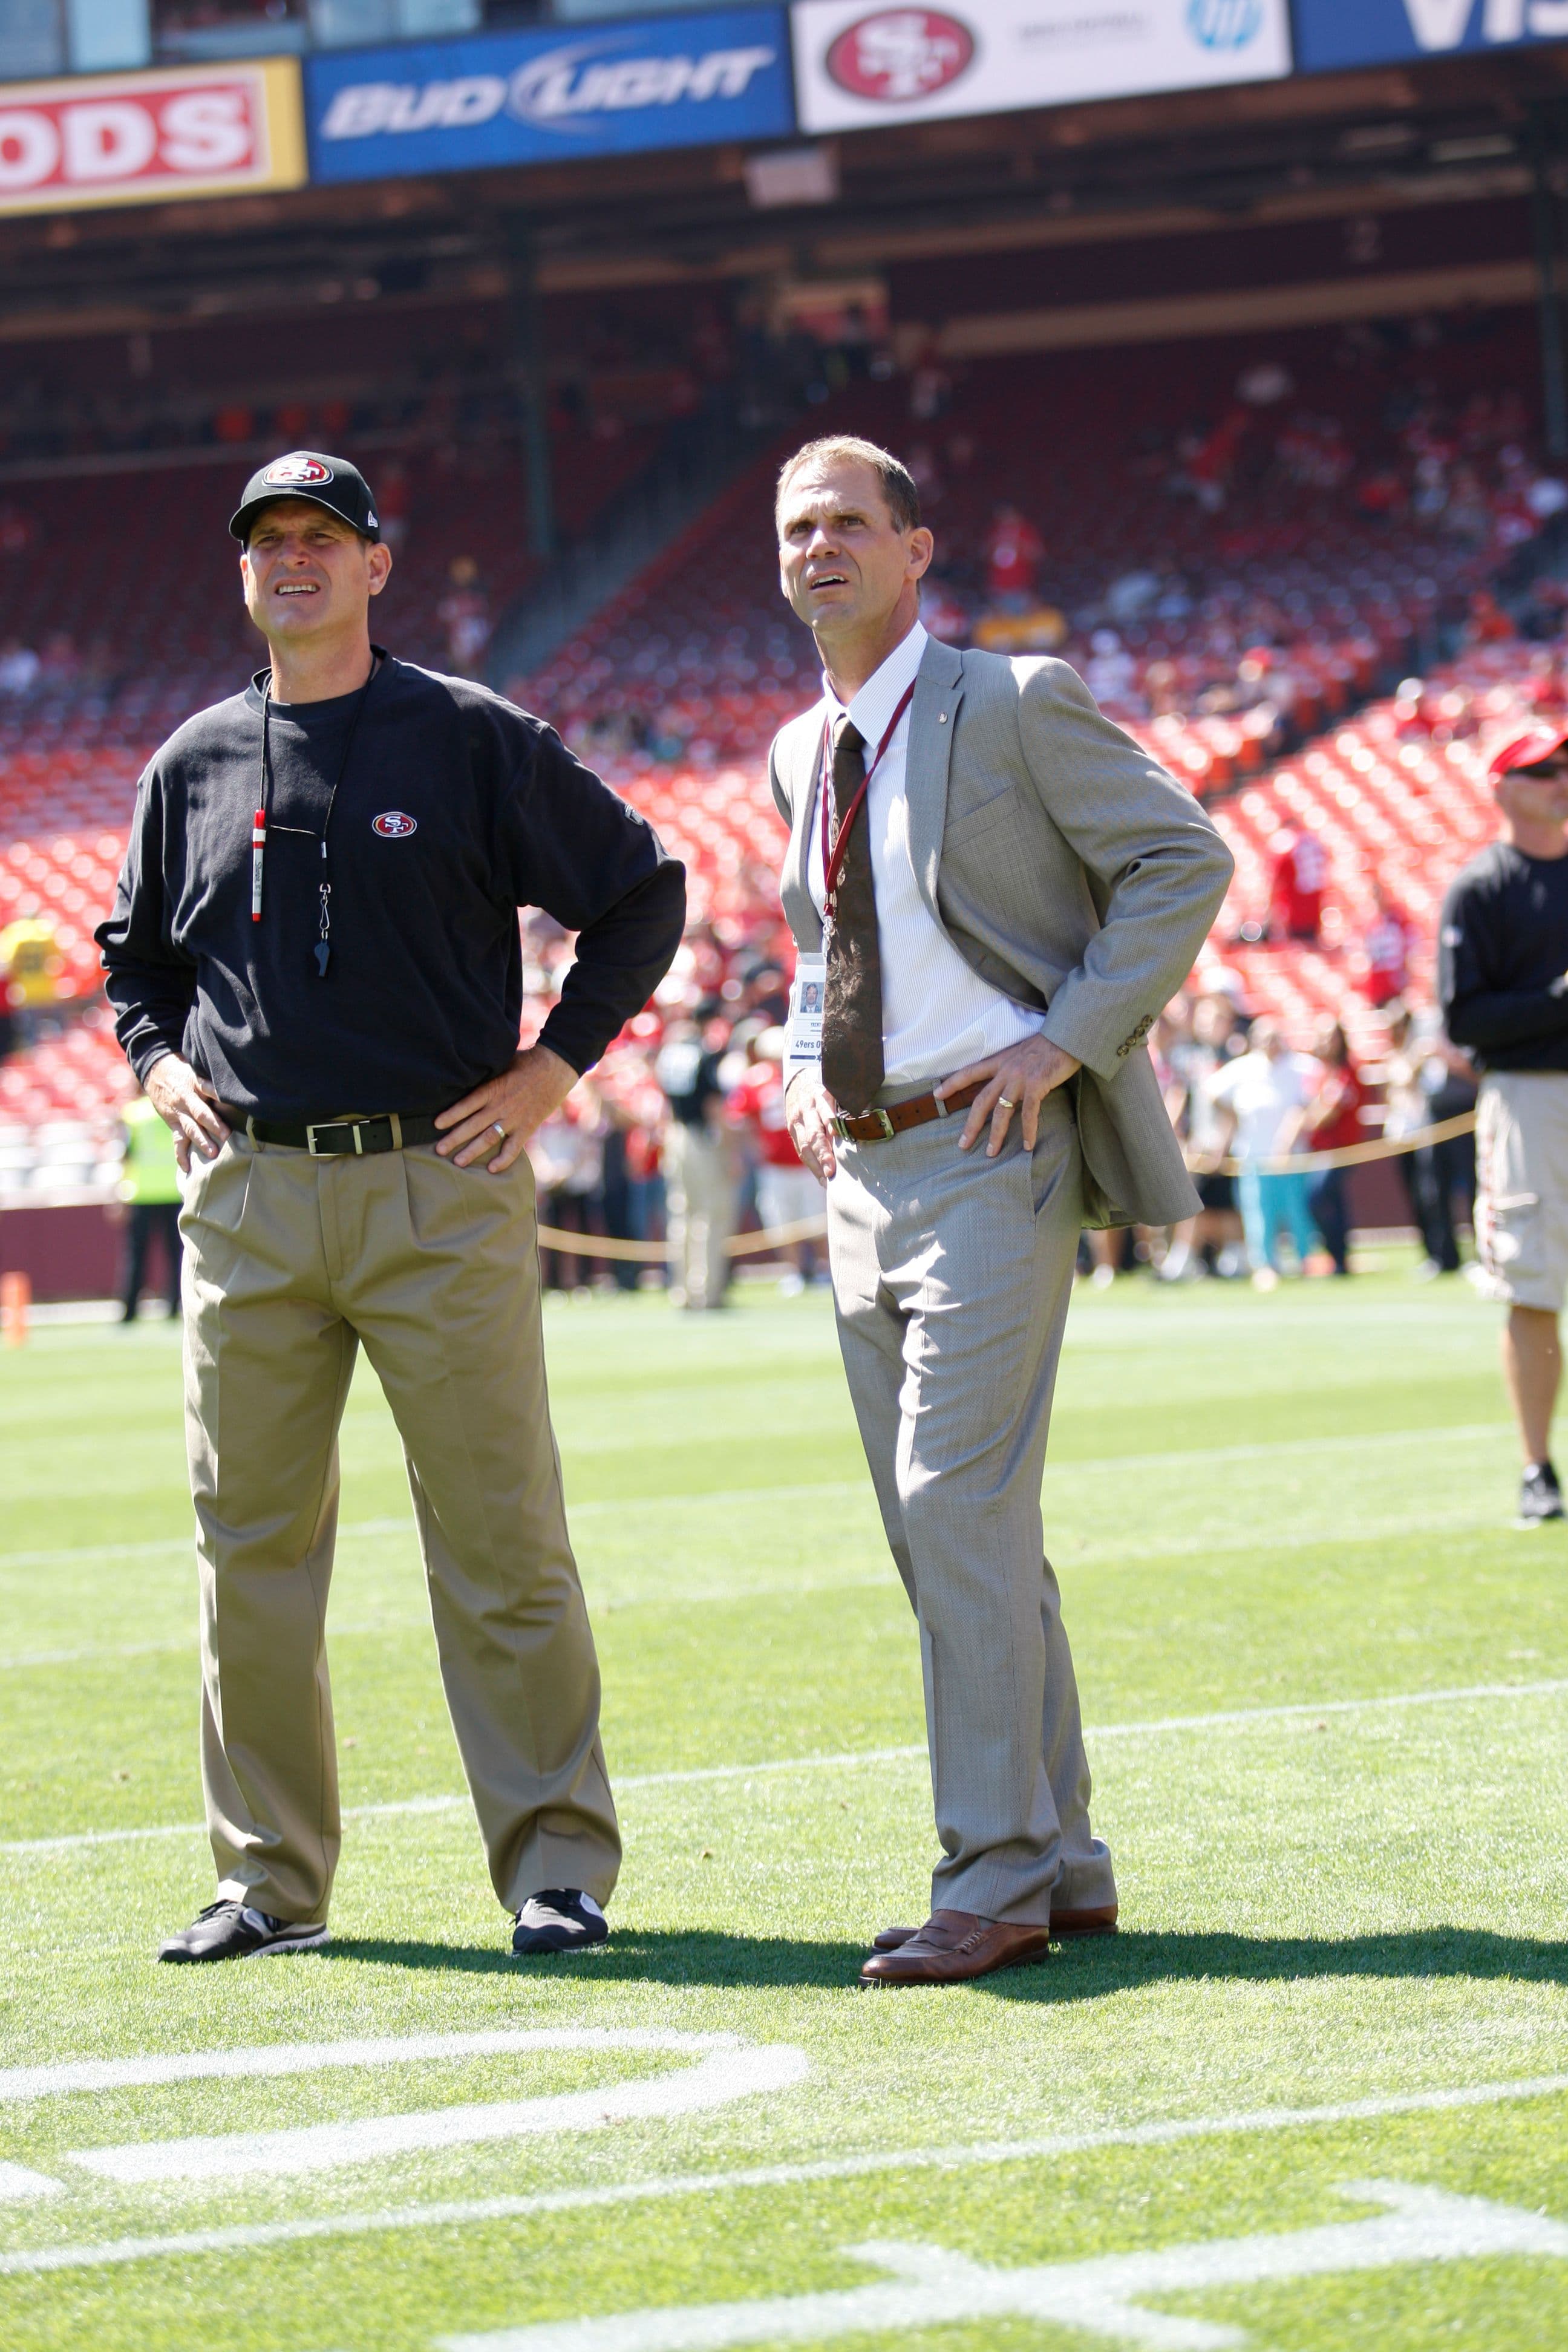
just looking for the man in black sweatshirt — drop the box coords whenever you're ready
[1440,722,1568,1527]
[97,451,686,1961]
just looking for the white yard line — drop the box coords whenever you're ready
[440,2180,1568,2352]
[5,1678,1567,1860]
[68,2046,811,2191]
[0,1422,1514,1581]
[4,2074,1567,2278]
[0,2029,742,2108]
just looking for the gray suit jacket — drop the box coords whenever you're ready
[768,636,1235,1228]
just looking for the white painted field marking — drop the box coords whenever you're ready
[437,2180,1568,2352]
[0,2161,62,2202]
[0,2029,738,2108]
[65,2036,809,2189]
[5,2071,1567,2279]
[6,1673,1567,1860]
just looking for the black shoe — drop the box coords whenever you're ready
[512,1889,609,1955]
[157,1900,329,1964]
[1516,1463,1565,1528]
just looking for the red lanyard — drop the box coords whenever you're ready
[817,679,917,918]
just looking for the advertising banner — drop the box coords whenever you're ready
[791,0,1292,134]
[1293,1,1568,73]
[305,7,793,183]
[0,60,305,217]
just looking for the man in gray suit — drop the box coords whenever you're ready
[771,437,1233,1986]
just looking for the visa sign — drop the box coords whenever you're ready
[1293,0,1568,71]
[305,7,792,181]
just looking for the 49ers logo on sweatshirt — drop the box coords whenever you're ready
[371,811,417,838]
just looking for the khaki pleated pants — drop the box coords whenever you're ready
[662,1122,733,1309]
[827,1086,1116,1927]
[178,1134,619,1926]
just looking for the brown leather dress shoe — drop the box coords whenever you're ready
[859,1909,1052,1985]
[871,1901,1117,1953]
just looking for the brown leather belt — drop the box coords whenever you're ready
[831,1077,986,1145]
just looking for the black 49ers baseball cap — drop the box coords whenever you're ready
[229,450,381,544]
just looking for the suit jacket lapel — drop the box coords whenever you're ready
[905,637,965,922]
[782,701,827,950]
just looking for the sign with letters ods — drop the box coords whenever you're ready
[1293,0,1568,71]
[305,7,793,183]
[0,60,305,217]
[790,0,1292,136]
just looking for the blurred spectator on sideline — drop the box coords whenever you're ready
[984,503,1044,612]
[0,640,39,696]
[531,1091,604,1295]
[377,458,410,552]
[1269,825,1329,944]
[0,915,62,1046]
[727,1026,820,1293]
[598,1090,642,1295]
[658,1015,733,1310]
[439,558,492,678]
[1384,1001,1477,1276]
[117,1089,183,1321]
[1084,630,1137,708]
[1362,881,1416,1006]
[1168,985,1249,1278]
[1206,1020,1321,1290]
[1301,1022,1370,1276]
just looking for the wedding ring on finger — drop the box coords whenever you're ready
[998,1095,1018,1109]
[492,1121,506,1141]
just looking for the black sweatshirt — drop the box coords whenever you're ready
[97,656,687,1120]
[1439,840,1568,1072]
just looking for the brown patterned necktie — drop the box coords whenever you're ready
[820,714,885,1116]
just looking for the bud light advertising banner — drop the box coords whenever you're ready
[305,6,792,183]
[1292,0,1568,73]
[791,0,1291,135]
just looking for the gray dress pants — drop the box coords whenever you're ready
[827,1085,1115,1926]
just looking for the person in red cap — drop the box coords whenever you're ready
[1439,722,1568,1524]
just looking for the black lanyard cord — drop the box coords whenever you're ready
[255,652,381,976]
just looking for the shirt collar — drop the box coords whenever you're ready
[823,620,927,753]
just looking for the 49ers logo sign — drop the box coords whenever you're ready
[825,8,975,102]
[371,812,417,838]
[0,61,305,217]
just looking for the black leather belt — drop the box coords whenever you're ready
[242,1112,442,1156]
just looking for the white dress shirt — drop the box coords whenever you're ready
[801,621,1042,1092]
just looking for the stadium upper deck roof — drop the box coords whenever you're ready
[3,43,1568,338]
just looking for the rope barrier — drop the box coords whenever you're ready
[534,1212,828,1263]
[532,1116,1481,1258]
[1204,1109,1477,1180]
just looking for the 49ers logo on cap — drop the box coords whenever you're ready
[825,8,975,102]
[263,454,334,488]
[371,811,417,838]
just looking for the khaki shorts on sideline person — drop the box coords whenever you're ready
[1474,1071,1568,1311]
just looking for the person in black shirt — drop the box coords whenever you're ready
[96,451,686,1961]
[1440,722,1568,1526]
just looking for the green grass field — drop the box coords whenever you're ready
[2,1271,1567,2351]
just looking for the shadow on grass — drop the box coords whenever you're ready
[982,1927,1568,2002]
[322,1926,1568,1994]
[325,1932,869,1987]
